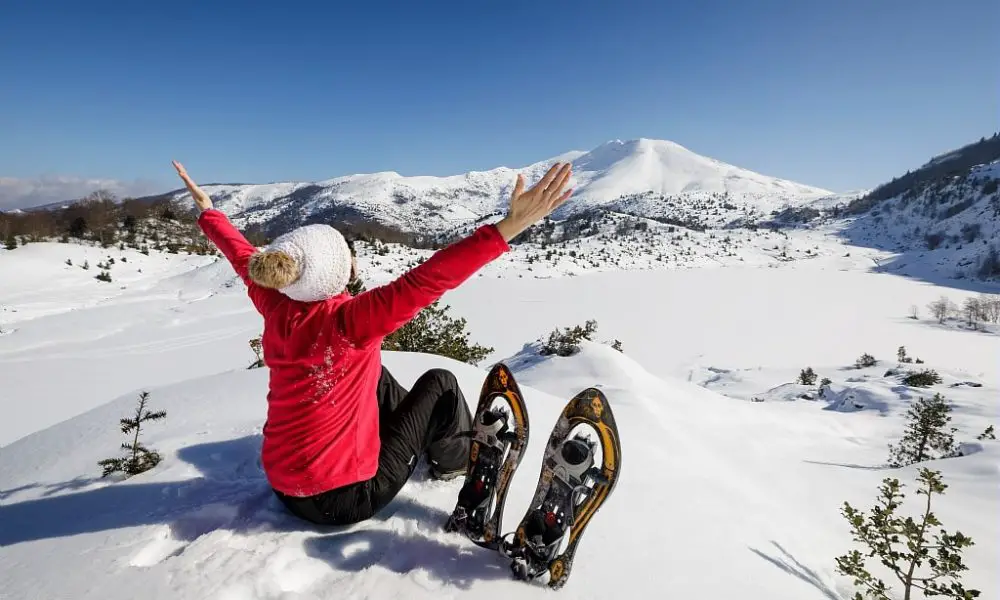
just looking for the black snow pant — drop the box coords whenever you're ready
[274,367,473,526]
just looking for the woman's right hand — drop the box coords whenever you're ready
[495,162,573,242]
[172,160,214,212]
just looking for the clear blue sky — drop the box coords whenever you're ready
[1,0,997,205]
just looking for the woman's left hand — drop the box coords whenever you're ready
[172,160,213,211]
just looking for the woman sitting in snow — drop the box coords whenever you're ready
[171,159,573,526]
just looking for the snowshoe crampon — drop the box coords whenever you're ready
[501,387,621,589]
[444,362,529,550]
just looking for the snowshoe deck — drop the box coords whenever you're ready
[444,362,529,550]
[501,387,622,589]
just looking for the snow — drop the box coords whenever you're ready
[1,232,997,599]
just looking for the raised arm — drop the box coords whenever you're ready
[173,160,281,314]
[339,162,574,346]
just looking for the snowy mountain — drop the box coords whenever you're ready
[0,238,997,599]
[160,138,833,238]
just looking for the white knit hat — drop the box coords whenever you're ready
[266,224,352,302]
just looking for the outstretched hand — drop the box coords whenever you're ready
[495,162,573,242]
[172,160,213,212]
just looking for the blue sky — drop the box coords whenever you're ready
[1,0,996,208]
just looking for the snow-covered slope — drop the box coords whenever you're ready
[0,339,996,599]
[162,138,832,236]
[836,160,1000,282]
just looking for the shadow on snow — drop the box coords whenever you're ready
[0,434,510,587]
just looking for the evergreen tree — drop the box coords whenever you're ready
[346,275,366,296]
[540,320,598,357]
[798,367,818,385]
[856,353,877,368]
[903,369,942,388]
[98,391,167,478]
[897,346,913,364]
[976,425,995,441]
[382,300,493,365]
[835,468,980,600]
[888,393,959,467]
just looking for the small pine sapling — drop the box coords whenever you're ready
[976,425,995,441]
[887,393,960,467]
[611,339,623,353]
[897,346,913,364]
[834,468,980,600]
[98,391,167,478]
[817,377,833,398]
[856,353,877,368]
[798,367,818,385]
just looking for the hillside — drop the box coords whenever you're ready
[838,156,1000,284]
[156,138,832,239]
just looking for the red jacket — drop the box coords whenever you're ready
[197,209,510,496]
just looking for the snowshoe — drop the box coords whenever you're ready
[444,362,529,550]
[500,387,621,589]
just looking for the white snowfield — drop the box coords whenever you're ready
[0,230,998,599]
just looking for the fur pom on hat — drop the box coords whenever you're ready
[258,224,352,302]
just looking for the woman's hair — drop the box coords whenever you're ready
[248,250,301,289]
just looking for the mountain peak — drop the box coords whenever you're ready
[168,137,832,236]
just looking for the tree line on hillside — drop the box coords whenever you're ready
[0,192,235,250]
[845,132,1000,215]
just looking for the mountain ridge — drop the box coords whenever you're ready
[153,137,835,237]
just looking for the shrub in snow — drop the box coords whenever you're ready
[539,319,598,357]
[903,369,942,388]
[798,367,817,385]
[888,393,959,467]
[855,353,877,368]
[98,391,166,478]
[976,425,995,441]
[95,270,112,283]
[382,299,493,365]
[897,346,913,364]
[248,335,264,369]
[835,468,980,600]
[610,339,623,353]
